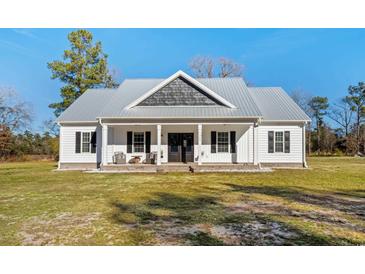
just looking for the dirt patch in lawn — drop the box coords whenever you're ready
[19,212,101,245]
[118,217,299,245]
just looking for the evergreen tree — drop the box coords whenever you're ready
[309,96,329,153]
[48,29,117,117]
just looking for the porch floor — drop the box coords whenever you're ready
[100,163,271,173]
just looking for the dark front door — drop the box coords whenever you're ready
[168,133,194,163]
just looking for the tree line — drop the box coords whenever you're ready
[291,84,365,156]
[0,87,59,160]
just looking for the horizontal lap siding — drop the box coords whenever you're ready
[108,125,157,163]
[258,124,303,163]
[60,125,100,163]
[201,125,251,163]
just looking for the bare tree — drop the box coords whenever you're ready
[189,56,214,78]
[42,119,59,137]
[189,56,243,78]
[0,87,33,132]
[290,89,313,117]
[348,82,365,154]
[327,97,353,137]
[290,89,313,155]
[218,57,243,78]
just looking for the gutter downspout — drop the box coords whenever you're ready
[252,117,262,169]
[256,117,262,169]
[98,118,103,170]
[303,122,308,168]
[57,122,61,170]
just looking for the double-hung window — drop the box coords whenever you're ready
[76,131,96,154]
[133,132,144,153]
[217,132,229,153]
[268,131,290,153]
[82,132,91,153]
[275,132,284,153]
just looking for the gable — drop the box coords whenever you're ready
[137,77,225,106]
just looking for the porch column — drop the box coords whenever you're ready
[157,124,161,165]
[198,123,202,165]
[302,123,308,168]
[102,124,108,166]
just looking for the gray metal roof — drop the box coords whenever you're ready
[248,87,311,121]
[57,75,310,123]
[97,77,261,119]
[56,88,116,122]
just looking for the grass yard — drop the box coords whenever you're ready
[0,157,364,246]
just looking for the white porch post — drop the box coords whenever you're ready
[302,123,308,168]
[157,124,161,165]
[102,124,108,166]
[198,123,202,165]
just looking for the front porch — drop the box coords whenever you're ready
[99,121,260,167]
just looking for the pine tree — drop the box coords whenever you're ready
[309,96,329,153]
[48,29,117,117]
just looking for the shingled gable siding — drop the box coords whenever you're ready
[137,77,224,106]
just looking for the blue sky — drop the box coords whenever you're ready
[0,28,364,131]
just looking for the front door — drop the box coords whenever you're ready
[168,133,194,163]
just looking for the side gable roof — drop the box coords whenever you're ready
[125,70,236,109]
[56,88,115,123]
[248,87,311,121]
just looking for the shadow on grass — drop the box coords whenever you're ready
[111,193,225,245]
[225,184,365,221]
[109,191,356,245]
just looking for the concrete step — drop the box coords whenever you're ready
[156,165,192,173]
[101,164,157,172]
[190,164,263,173]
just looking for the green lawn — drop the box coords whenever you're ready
[0,157,364,246]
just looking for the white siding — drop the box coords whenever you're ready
[257,124,303,163]
[107,125,157,163]
[60,125,100,163]
[201,124,252,163]
[60,123,304,165]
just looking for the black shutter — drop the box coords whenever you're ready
[285,131,290,153]
[230,131,236,153]
[127,131,133,153]
[268,131,274,153]
[145,131,151,153]
[91,131,97,153]
[75,131,81,153]
[211,131,216,153]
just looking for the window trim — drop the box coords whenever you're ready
[269,130,290,154]
[216,131,230,153]
[133,132,145,153]
[81,131,91,153]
